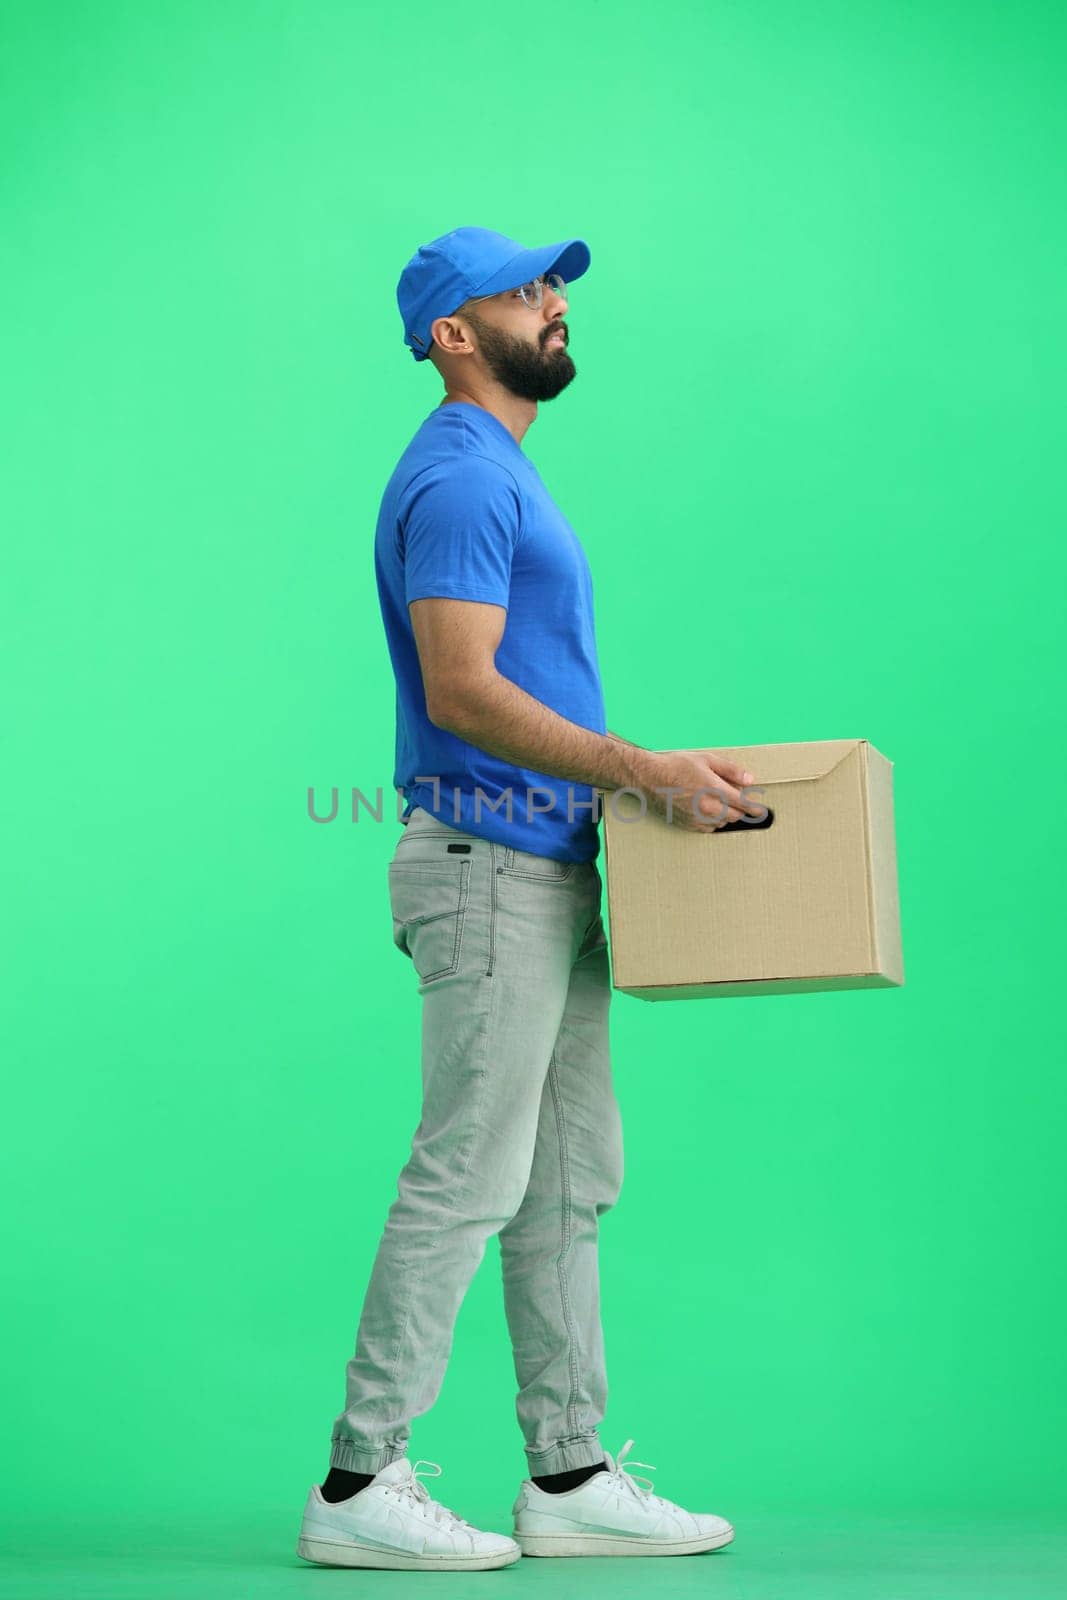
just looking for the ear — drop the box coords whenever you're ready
[429,312,475,358]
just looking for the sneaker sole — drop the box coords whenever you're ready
[514,1525,734,1557]
[296,1534,521,1571]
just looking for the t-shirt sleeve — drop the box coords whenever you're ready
[398,456,522,610]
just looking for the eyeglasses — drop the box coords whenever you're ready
[467,273,567,311]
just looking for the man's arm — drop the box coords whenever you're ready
[408,596,757,828]
[410,597,653,794]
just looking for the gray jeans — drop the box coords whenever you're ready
[328,803,624,1477]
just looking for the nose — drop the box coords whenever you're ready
[542,282,568,331]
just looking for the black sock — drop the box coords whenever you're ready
[321,1466,375,1502]
[532,1460,609,1494]
[323,1458,609,1502]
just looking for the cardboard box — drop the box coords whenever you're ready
[599,738,904,1000]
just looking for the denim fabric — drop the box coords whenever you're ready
[328,803,624,1477]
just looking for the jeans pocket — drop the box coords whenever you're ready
[577,866,608,956]
[388,858,471,983]
[499,845,575,881]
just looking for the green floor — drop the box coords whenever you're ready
[3,1508,1065,1599]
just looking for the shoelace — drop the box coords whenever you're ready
[600,1439,674,1511]
[388,1460,471,1530]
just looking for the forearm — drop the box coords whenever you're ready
[432,675,652,794]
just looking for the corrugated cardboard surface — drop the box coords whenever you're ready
[600,738,904,1000]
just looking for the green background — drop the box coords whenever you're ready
[4,0,1065,1594]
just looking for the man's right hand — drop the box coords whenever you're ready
[631,748,763,832]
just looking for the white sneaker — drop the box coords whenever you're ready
[512,1439,735,1558]
[297,1457,520,1571]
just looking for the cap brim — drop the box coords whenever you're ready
[472,237,590,298]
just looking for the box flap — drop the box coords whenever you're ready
[597,737,871,798]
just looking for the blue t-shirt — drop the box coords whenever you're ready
[374,400,607,862]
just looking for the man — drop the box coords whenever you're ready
[297,227,757,1572]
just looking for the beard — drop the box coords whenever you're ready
[465,310,577,402]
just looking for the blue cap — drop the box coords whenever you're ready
[397,227,591,363]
